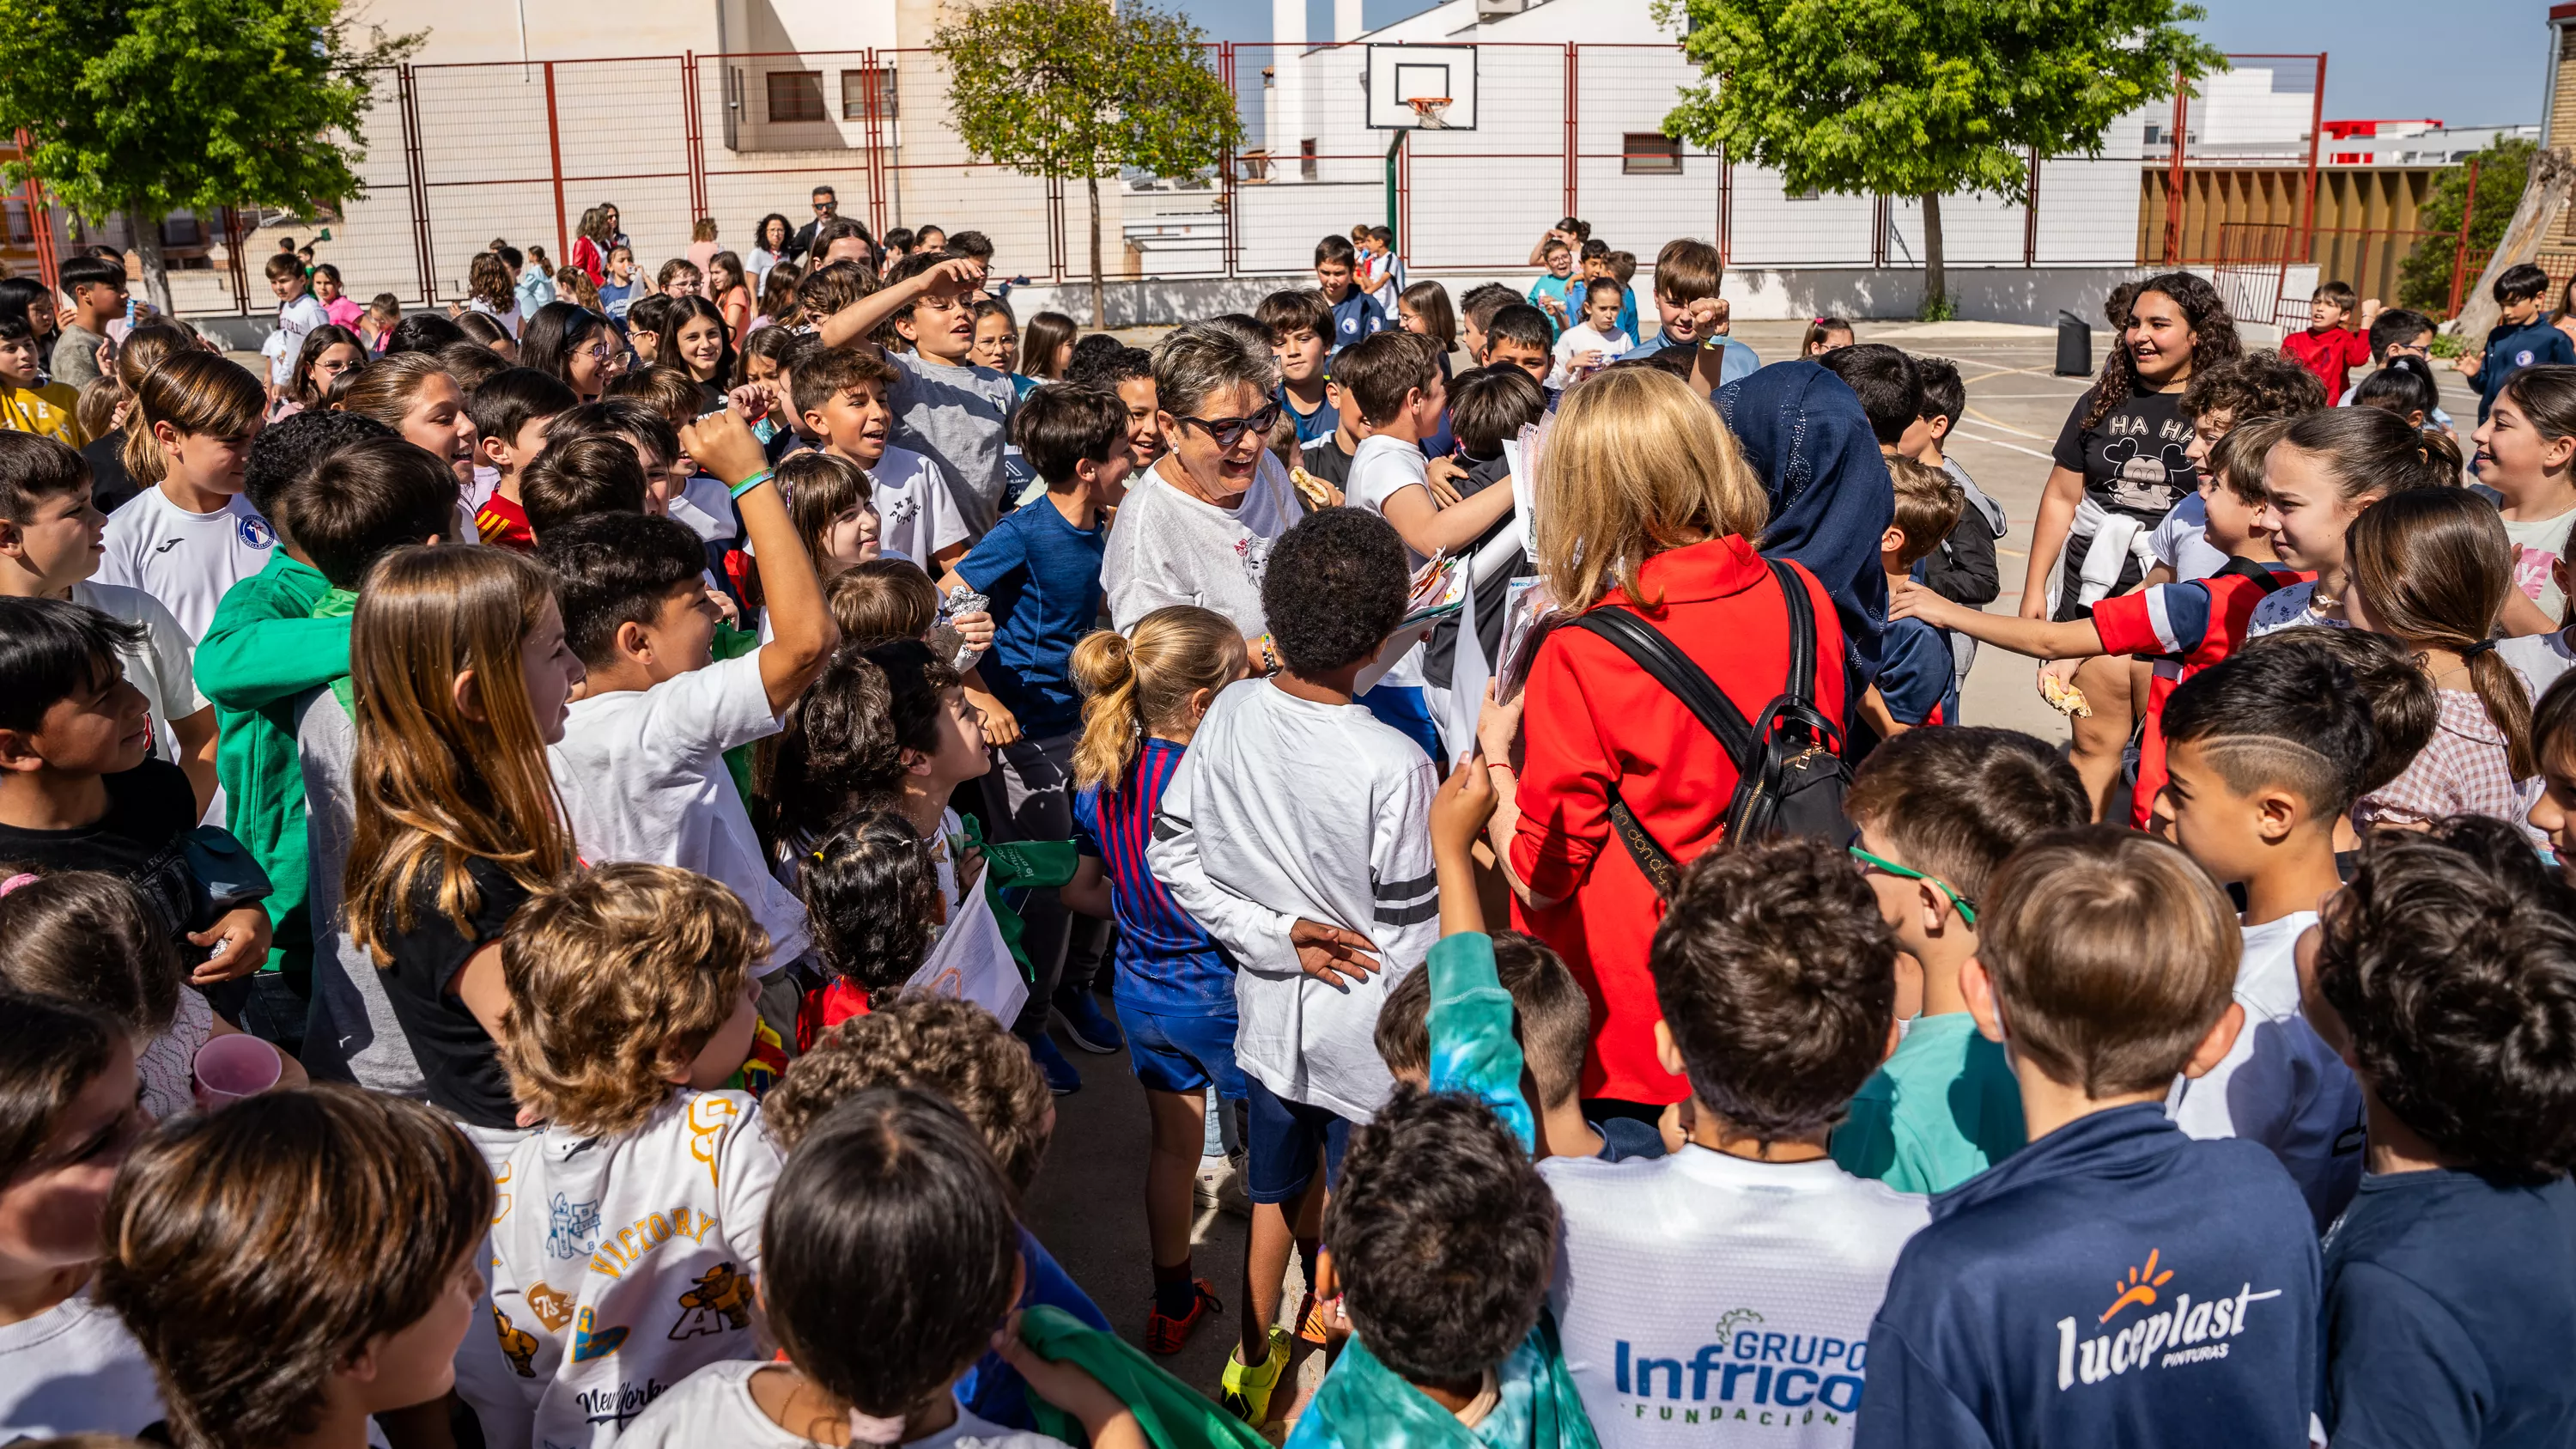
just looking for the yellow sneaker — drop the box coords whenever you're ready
[1219,1325,1291,1426]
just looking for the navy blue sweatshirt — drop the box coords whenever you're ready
[2467,318,2576,421]
[1856,1104,2319,1449]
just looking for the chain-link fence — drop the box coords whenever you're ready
[5,46,2389,318]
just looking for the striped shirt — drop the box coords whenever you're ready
[2091,558,2303,827]
[1072,739,1235,1013]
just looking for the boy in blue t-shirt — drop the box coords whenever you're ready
[1258,288,1340,445]
[1526,238,1583,338]
[2304,823,2576,1447]
[1876,455,1966,730]
[941,383,1134,1062]
[2460,261,2576,421]
[1858,828,2321,1449]
[1314,234,1387,356]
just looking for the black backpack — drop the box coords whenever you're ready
[1567,557,1851,898]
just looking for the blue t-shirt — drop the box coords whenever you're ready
[596,279,641,328]
[952,496,1107,739]
[1327,289,1388,353]
[1622,332,1763,386]
[1614,285,1638,339]
[1071,738,1235,1012]
[2321,1168,2576,1448]
[1279,383,1340,445]
[2471,319,2576,420]
[1526,273,1584,336]
[1876,614,1953,727]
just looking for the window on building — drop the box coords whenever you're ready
[1786,188,1820,201]
[1300,137,1317,182]
[1622,132,1682,175]
[768,70,827,124]
[841,67,896,122]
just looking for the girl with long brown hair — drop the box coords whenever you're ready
[345,545,583,1146]
[2346,487,2537,829]
[333,350,480,491]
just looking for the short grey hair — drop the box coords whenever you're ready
[1152,322,1279,420]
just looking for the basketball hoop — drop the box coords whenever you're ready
[1405,96,1453,129]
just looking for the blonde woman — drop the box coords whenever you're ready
[1474,367,1850,1112]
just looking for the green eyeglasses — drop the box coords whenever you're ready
[1847,841,1978,925]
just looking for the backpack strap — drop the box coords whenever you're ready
[1567,607,1764,899]
[1567,608,1759,770]
[1769,558,1821,708]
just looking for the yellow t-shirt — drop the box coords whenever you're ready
[0,380,83,447]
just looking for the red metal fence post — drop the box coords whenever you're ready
[2023,147,2040,267]
[398,65,437,304]
[683,53,708,223]
[2449,158,2483,318]
[12,131,57,289]
[860,51,890,237]
[1563,44,1578,221]
[542,60,570,263]
[2297,53,2326,258]
[2162,74,2189,264]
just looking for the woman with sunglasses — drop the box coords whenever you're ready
[1101,321,1303,667]
[1472,366,1849,1125]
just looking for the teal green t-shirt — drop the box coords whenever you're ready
[1830,1011,2025,1194]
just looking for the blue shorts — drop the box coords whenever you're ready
[1244,1075,1353,1204]
[1122,1002,1247,1099]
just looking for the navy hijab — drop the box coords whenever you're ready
[1716,360,1892,685]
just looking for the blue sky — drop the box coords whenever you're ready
[1170,0,2552,129]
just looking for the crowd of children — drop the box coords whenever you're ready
[0,209,2571,1449]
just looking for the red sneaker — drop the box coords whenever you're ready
[1144,1279,1221,1356]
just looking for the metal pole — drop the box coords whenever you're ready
[543,61,570,265]
[1383,131,1402,245]
[1563,44,1577,220]
[13,131,57,290]
[2162,74,2189,264]
[2449,157,2483,318]
[1220,42,1238,279]
[2296,52,2327,257]
[399,66,438,304]
[2023,147,2040,267]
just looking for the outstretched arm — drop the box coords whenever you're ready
[1892,577,2105,661]
[817,256,983,351]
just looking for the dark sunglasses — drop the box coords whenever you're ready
[1176,405,1282,449]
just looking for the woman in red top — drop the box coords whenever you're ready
[1478,368,1850,1108]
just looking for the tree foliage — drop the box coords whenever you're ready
[1657,0,2222,309]
[0,0,415,304]
[2397,136,2536,315]
[933,0,1241,323]
[935,0,1240,186]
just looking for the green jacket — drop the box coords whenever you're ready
[192,551,349,981]
[1016,1305,1267,1449]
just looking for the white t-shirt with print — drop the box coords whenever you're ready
[268,292,330,385]
[1549,322,1635,387]
[2503,628,2576,702]
[2472,484,2576,624]
[549,651,807,972]
[2245,579,2347,640]
[1344,434,1434,686]
[70,579,206,769]
[0,1288,162,1440]
[488,1090,785,1449]
[869,444,972,572]
[2148,493,2232,581]
[1100,450,1299,637]
[2166,911,2365,1228]
[620,1360,1073,1449]
[93,486,277,642]
[1540,1147,1929,1448]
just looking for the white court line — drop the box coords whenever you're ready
[1947,428,2058,462]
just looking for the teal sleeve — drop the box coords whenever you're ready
[1425,932,1536,1154]
[196,614,352,709]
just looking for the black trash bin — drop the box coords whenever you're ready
[2055,310,2093,377]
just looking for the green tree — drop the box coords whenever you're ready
[932,0,1242,326]
[0,0,415,314]
[1659,0,2223,317]
[2397,136,2535,316]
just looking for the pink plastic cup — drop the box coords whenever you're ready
[192,1035,283,1111]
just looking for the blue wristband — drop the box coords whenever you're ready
[728,469,775,500]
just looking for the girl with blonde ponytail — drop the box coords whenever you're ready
[2346,488,2537,830]
[1060,605,1247,1342]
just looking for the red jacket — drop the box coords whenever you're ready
[1509,537,1849,1104]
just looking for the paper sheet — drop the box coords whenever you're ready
[906,880,1029,1025]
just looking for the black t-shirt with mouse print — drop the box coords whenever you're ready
[2049,381,2201,618]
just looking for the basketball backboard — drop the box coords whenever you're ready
[1366,45,1479,130]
